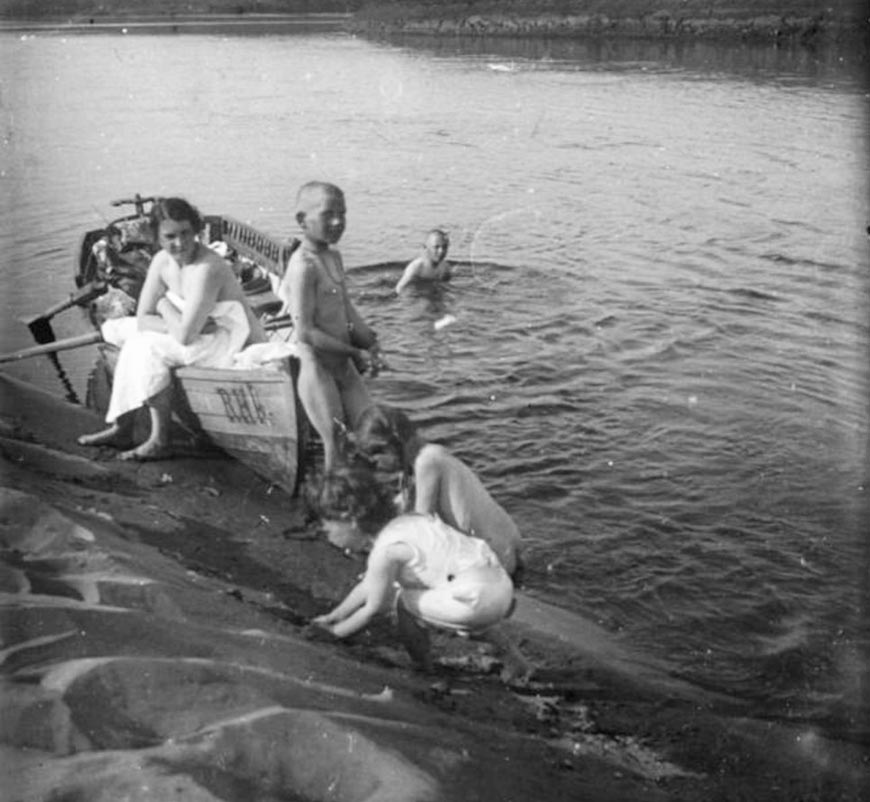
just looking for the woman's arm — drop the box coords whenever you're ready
[135,254,222,344]
[135,253,169,333]
[172,262,222,344]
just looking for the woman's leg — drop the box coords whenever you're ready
[118,386,173,461]
[77,413,135,448]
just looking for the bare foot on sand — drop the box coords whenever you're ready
[77,425,132,449]
[118,442,172,462]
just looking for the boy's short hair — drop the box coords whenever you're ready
[353,404,417,462]
[296,181,344,215]
[307,464,394,534]
[150,197,203,235]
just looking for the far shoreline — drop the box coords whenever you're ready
[0,13,350,33]
[1,2,867,47]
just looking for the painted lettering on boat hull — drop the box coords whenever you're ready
[216,383,270,425]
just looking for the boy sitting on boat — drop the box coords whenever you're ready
[77,197,267,461]
[276,181,383,472]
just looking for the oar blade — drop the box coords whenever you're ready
[21,281,108,345]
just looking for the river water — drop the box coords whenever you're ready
[1,21,868,740]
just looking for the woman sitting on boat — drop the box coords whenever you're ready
[77,196,266,461]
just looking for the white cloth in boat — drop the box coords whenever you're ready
[100,291,250,423]
[232,341,299,369]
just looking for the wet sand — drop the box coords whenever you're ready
[1,372,867,801]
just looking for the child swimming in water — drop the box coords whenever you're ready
[395,228,451,293]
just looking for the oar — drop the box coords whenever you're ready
[1,314,295,365]
[0,332,102,364]
[23,281,108,344]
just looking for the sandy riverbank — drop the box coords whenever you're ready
[2,371,867,800]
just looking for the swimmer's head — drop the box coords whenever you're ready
[424,228,449,263]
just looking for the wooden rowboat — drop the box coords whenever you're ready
[72,195,313,496]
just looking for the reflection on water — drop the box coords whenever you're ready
[376,33,869,90]
[1,27,867,740]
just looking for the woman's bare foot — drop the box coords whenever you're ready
[77,424,132,449]
[118,441,172,462]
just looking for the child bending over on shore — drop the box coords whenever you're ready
[395,228,450,294]
[276,181,383,471]
[308,465,531,680]
[351,404,524,584]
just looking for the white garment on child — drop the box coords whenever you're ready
[100,296,250,423]
[371,514,514,633]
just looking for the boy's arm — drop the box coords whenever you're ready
[395,258,421,294]
[346,298,378,351]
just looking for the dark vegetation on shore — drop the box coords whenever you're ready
[1,0,867,45]
[350,0,868,44]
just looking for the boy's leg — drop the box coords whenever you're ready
[297,355,345,471]
[338,363,374,431]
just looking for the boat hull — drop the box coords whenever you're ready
[174,361,302,496]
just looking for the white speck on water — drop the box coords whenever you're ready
[434,314,456,330]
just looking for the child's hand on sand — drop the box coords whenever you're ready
[303,618,338,642]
